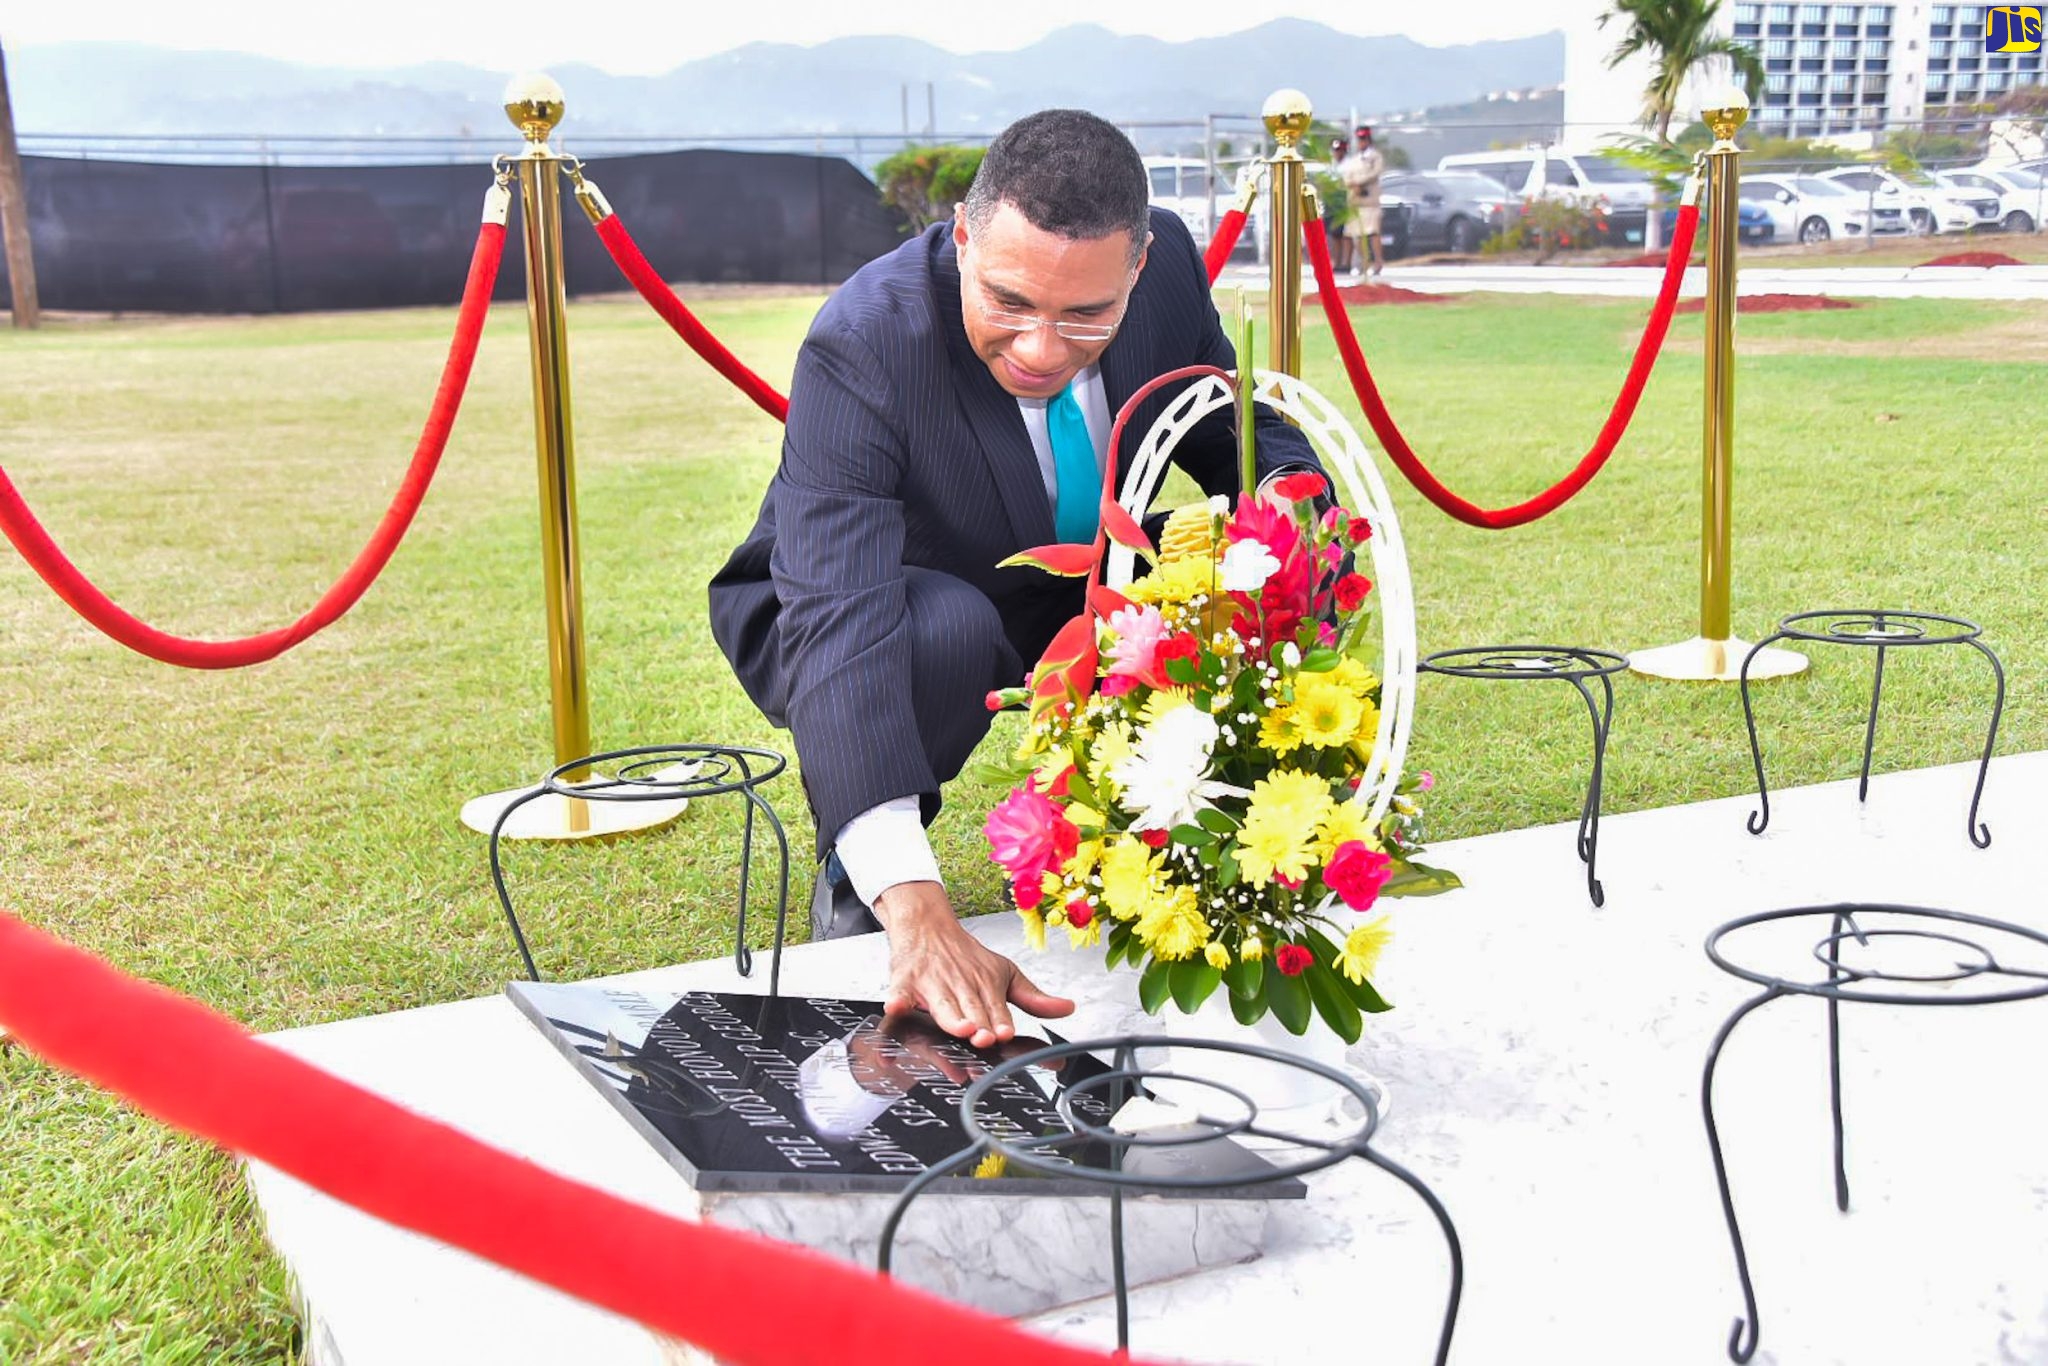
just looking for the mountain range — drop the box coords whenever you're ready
[10,24,1563,144]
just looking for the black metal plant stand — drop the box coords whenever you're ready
[876,1035,1464,1366]
[1418,646,1627,906]
[1699,903,2048,1363]
[488,744,793,994]
[1741,611,2003,848]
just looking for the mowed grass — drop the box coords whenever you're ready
[1,284,2042,1360]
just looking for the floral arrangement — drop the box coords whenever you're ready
[980,467,1458,1043]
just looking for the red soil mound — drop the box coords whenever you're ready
[1676,293,1858,313]
[1920,251,2027,268]
[1302,283,1450,305]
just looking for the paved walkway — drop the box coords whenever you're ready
[1223,261,2048,301]
[244,750,2048,1365]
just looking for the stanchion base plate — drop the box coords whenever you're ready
[1628,635,1809,682]
[460,778,691,841]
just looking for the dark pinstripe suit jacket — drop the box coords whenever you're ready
[709,207,1319,849]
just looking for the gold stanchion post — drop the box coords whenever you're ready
[461,73,690,839]
[1629,87,1806,684]
[1261,89,1312,379]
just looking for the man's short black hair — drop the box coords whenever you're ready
[963,109,1149,262]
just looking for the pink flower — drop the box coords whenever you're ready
[1013,873,1047,910]
[1316,621,1338,649]
[1275,943,1314,976]
[984,784,1079,885]
[1276,871,1303,890]
[1105,603,1170,688]
[1418,771,1435,792]
[1101,673,1140,698]
[1319,506,1346,536]
[1325,840,1394,911]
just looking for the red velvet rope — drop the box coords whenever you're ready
[593,215,791,423]
[1204,209,1247,286]
[1303,205,1700,530]
[0,221,506,667]
[0,911,1150,1366]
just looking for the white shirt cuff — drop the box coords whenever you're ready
[833,796,944,908]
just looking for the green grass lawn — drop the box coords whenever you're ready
[1,285,2042,1360]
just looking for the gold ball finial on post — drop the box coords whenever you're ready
[1261,88,1314,156]
[1699,83,1751,148]
[504,72,567,147]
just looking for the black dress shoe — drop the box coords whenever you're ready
[810,862,883,940]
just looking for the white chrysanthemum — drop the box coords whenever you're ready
[1110,706,1250,832]
[1219,540,1281,594]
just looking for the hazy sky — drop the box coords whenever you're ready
[6,0,1594,74]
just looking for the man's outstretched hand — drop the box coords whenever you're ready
[871,881,1074,1050]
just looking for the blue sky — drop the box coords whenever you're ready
[7,0,1588,74]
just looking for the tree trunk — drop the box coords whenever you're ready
[0,41,42,330]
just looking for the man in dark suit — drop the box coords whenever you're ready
[710,110,1320,1050]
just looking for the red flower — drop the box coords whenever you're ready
[1346,518,1374,545]
[985,691,1004,711]
[1275,943,1314,976]
[1041,765,1076,799]
[1139,828,1171,848]
[1013,874,1047,911]
[1154,632,1201,671]
[1335,573,1373,612]
[1271,471,1328,504]
[1100,673,1140,698]
[1275,871,1303,890]
[1325,840,1394,911]
[1066,899,1094,928]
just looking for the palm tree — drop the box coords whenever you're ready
[1599,0,1766,142]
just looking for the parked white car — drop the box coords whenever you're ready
[1143,156,1232,245]
[1816,166,2001,234]
[1437,147,1657,245]
[1935,167,2046,234]
[1740,174,1886,244]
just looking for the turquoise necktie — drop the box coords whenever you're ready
[1048,382,1099,544]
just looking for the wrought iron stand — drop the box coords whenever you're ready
[1699,903,2048,1362]
[1740,610,2003,847]
[487,744,792,993]
[877,1035,1464,1366]
[1418,646,1628,906]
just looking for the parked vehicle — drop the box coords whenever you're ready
[1935,167,2046,234]
[1144,156,1232,246]
[1816,166,2000,234]
[1436,148,1655,246]
[1740,174,1886,244]
[1659,198,1776,245]
[1379,171,1512,254]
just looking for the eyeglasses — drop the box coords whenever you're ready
[962,250,1130,343]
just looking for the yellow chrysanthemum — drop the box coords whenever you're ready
[1240,935,1266,963]
[1348,701,1385,767]
[1333,915,1395,986]
[1258,703,1304,755]
[1064,837,1104,882]
[1237,769,1336,886]
[1019,905,1047,951]
[1098,839,1163,921]
[1317,798,1377,861]
[973,1151,1008,1179]
[1293,676,1365,749]
[1088,722,1136,798]
[1135,884,1209,962]
[1332,657,1380,700]
[1204,941,1232,970]
[1123,555,1216,607]
[1139,688,1194,727]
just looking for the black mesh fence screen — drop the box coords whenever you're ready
[2,150,911,314]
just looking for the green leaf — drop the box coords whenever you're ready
[1138,957,1172,1015]
[1217,845,1241,887]
[1382,860,1464,898]
[1222,953,1264,1001]
[1299,648,1340,672]
[1345,975,1394,1014]
[1106,919,1132,964]
[1195,807,1239,835]
[1165,657,1198,686]
[1170,823,1214,846]
[1169,957,1225,1014]
[1198,841,1221,868]
[1228,986,1265,1026]
[1265,963,1312,1035]
[1305,964,1364,1044]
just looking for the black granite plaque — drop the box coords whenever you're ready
[508,983,1302,1199]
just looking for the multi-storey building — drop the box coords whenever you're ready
[1563,0,2044,145]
